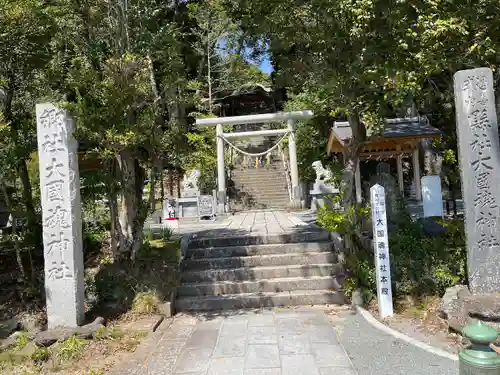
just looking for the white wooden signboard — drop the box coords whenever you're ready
[370,184,394,319]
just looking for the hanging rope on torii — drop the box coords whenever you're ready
[218,131,290,168]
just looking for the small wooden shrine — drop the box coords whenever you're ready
[326,116,441,202]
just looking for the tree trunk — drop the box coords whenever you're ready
[160,167,165,202]
[149,163,156,213]
[106,162,121,258]
[18,161,37,229]
[3,81,39,248]
[116,149,147,260]
[0,179,27,280]
[168,171,173,196]
[342,112,366,251]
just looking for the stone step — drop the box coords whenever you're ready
[233,184,288,190]
[232,172,286,177]
[183,252,337,271]
[229,203,290,211]
[232,176,286,181]
[231,199,291,207]
[175,289,344,311]
[178,276,340,297]
[232,167,284,172]
[233,182,287,188]
[181,263,340,283]
[230,196,289,202]
[187,231,330,249]
[185,242,333,259]
[232,188,289,195]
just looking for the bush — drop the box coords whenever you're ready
[89,238,181,316]
[56,335,88,362]
[318,205,466,302]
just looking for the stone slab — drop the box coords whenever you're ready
[244,370,281,375]
[319,368,357,375]
[312,343,352,367]
[279,332,312,355]
[454,67,500,293]
[174,348,212,373]
[36,103,85,329]
[248,326,278,344]
[280,354,320,375]
[246,345,280,369]
[208,357,245,375]
[214,335,247,357]
[105,308,455,375]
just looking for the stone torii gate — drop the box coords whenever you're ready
[195,110,314,213]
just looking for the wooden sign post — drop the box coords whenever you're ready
[370,184,394,319]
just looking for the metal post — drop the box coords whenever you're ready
[459,321,500,374]
[216,124,226,214]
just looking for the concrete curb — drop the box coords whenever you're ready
[355,305,459,361]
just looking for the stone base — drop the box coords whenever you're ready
[440,285,500,335]
[177,197,198,218]
[34,317,105,347]
[310,190,340,212]
[181,189,199,198]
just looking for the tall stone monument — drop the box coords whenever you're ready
[454,68,500,294]
[36,103,85,328]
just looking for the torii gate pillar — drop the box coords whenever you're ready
[287,119,300,201]
[216,123,226,214]
[196,111,314,214]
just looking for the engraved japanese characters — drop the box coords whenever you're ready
[36,103,85,328]
[454,68,500,294]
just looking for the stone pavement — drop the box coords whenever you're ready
[147,210,315,236]
[108,308,457,375]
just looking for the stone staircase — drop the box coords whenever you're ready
[229,160,291,210]
[176,230,345,311]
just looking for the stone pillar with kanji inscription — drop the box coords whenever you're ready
[36,103,85,328]
[454,68,500,294]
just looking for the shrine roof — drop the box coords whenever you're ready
[327,116,442,156]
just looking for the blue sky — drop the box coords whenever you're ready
[218,39,273,74]
[258,57,273,74]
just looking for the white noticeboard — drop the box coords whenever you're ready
[421,176,444,218]
[370,184,394,319]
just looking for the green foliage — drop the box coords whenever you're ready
[316,181,370,237]
[317,189,466,301]
[90,238,181,314]
[317,205,369,236]
[184,129,217,192]
[31,346,50,364]
[13,332,29,351]
[131,292,161,315]
[56,335,88,363]
[344,217,466,302]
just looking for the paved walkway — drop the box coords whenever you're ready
[148,210,316,236]
[109,308,457,375]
